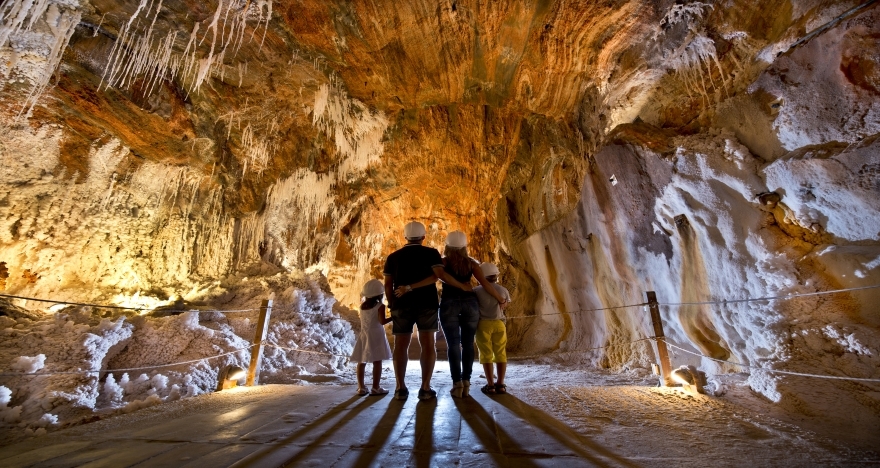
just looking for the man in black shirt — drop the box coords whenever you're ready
[383,221,472,400]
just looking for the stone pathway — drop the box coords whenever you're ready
[0,382,628,467]
[1,362,877,467]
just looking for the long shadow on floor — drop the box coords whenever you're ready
[349,398,407,467]
[492,393,640,467]
[452,396,540,467]
[410,398,438,468]
[231,394,381,467]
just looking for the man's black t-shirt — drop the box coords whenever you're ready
[383,244,443,310]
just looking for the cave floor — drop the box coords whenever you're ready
[0,362,877,468]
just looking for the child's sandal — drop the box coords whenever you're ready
[494,383,507,394]
[480,385,496,395]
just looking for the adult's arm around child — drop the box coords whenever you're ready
[473,263,509,308]
[377,303,391,325]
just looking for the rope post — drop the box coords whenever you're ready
[646,291,674,387]
[246,299,273,386]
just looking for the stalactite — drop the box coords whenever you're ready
[654,2,736,106]
[0,1,81,118]
[240,122,275,175]
[311,83,389,180]
[100,0,273,97]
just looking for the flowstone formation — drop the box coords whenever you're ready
[0,0,878,438]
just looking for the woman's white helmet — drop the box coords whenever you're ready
[361,279,384,298]
[404,221,426,239]
[445,230,467,248]
[479,262,499,276]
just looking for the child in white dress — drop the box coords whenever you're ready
[351,279,393,396]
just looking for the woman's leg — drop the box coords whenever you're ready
[440,301,462,383]
[459,298,481,382]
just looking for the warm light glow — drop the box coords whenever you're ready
[111,291,172,314]
[226,366,246,381]
[671,368,693,386]
[48,304,69,313]
[217,365,248,391]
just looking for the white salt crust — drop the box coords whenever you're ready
[0,274,354,435]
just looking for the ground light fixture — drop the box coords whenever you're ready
[670,365,706,395]
[216,365,246,391]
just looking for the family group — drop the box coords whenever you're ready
[350,221,511,400]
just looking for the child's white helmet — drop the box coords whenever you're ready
[479,262,499,276]
[361,279,384,298]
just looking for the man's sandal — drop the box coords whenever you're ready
[494,383,507,394]
[480,385,496,395]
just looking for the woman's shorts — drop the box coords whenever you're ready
[475,319,507,363]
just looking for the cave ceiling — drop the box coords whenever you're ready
[0,0,877,308]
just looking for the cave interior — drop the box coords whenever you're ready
[0,0,879,464]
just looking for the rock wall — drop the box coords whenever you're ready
[501,2,880,431]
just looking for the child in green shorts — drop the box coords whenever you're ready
[473,263,511,395]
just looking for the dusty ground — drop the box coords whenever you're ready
[336,360,880,465]
[2,361,877,467]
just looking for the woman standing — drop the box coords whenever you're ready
[438,231,508,398]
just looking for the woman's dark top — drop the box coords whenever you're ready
[441,261,477,300]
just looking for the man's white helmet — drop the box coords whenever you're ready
[445,230,467,248]
[479,262,499,276]
[404,221,426,239]
[361,279,384,298]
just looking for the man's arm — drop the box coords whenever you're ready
[431,265,473,291]
[383,274,395,309]
[394,274,438,297]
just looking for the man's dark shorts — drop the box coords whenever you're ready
[391,306,438,335]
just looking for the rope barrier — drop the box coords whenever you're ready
[0,292,261,313]
[264,342,351,359]
[507,337,654,361]
[194,308,262,314]
[0,345,255,377]
[501,284,880,320]
[7,282,877,322]
[656,284,880,307]
[5,283,880,385]
[504,302,648,320]
[269,306,349,316]
[659,339,880,383]
[500,335,880,384]
[0,293,152,311]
